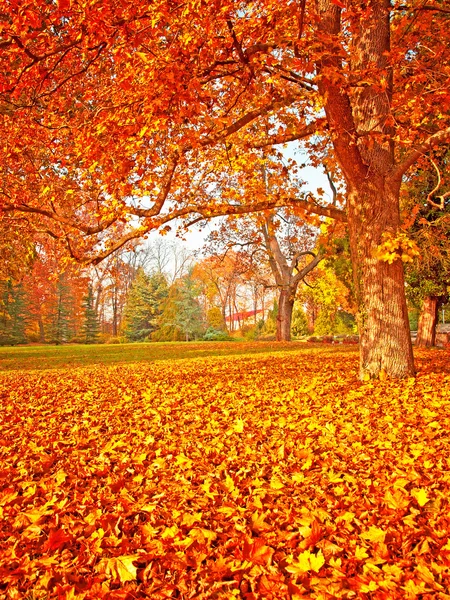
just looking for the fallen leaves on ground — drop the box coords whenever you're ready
[1,347,450,599]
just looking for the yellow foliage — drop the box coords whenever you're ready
[374,231,421,264]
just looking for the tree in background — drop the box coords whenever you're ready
[206,307,227,332]
[0,280,28,345]
[402,150,450,346]
[299,264,355,336]
[193,253,252,332]
[291,304,309,338]
[82,285,100,344]
[174,271,205,341]
[205,210,321,341]
[47,275,77,345]
[122,268,168,342]
[156,270,205,342]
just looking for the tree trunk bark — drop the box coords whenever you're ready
[347,180,415,378]
[276,287,295,342]
[416,296,438,347]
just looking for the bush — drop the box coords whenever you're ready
[106,336,123,344]
[26,331,42,343]
[68,335,86,344]
[203,327,232,341]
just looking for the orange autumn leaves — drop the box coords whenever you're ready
[1,347,450,598]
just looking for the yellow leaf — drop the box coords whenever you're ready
[411,488,429,507]
[175,453,192,468]
[161,525,179,539]
[270,475,284,490]
[55,470,67,485]
[181,512,202,526]
[355,546,369,560]
[360,526,386,543]
[138,126,148,138]
[96,555,138,583]
[136,51,150,63]
[233,418,244,433]
[286,549,325,574]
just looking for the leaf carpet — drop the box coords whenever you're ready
[1,348,450,599]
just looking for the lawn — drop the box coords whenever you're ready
[1,344,450,599]
[0,340,347,372]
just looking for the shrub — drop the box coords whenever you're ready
[203,327,232,341]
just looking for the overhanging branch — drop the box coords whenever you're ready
[391,127,450,181]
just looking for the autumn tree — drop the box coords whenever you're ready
[206,210,321,341]
[299,264,355,336]
[1,0,450,376]
[193,252,253,331]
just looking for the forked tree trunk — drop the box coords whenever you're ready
[276,287,295,342]
[416,296,438,347]
[347,180,415,378]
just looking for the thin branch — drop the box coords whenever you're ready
[391,126,450,181]
[251,118,326,148]
[426,156,445,210]
[1,201,117,235]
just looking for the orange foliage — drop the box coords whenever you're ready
[1,347,450,598]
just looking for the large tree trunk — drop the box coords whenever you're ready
[416,296,439,347]
[316,0,415,378]
[276,287,295,342]
[347,180,415,378]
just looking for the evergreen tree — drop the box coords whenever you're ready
[82,284,100,343]
[0,280,29,345]
[123,268,168,341]
[154,270,205,341]
[48,275,75,344]
[174,271,205,341]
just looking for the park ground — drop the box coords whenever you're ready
[1,342,450,599]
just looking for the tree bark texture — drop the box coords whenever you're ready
[416,296,438,347]
[347,180,415,378]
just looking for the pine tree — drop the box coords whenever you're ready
[0,280,29,345]
[82,284,100,344]
[123,268,168,341]
[154,271,205,341]
[48,275,75,344]
[174,272,205,341]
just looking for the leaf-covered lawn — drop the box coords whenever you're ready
[0,341,347,372]
[1,347,450,599]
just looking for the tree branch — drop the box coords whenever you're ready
[251,118,326,148]
[390,127,450,181]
